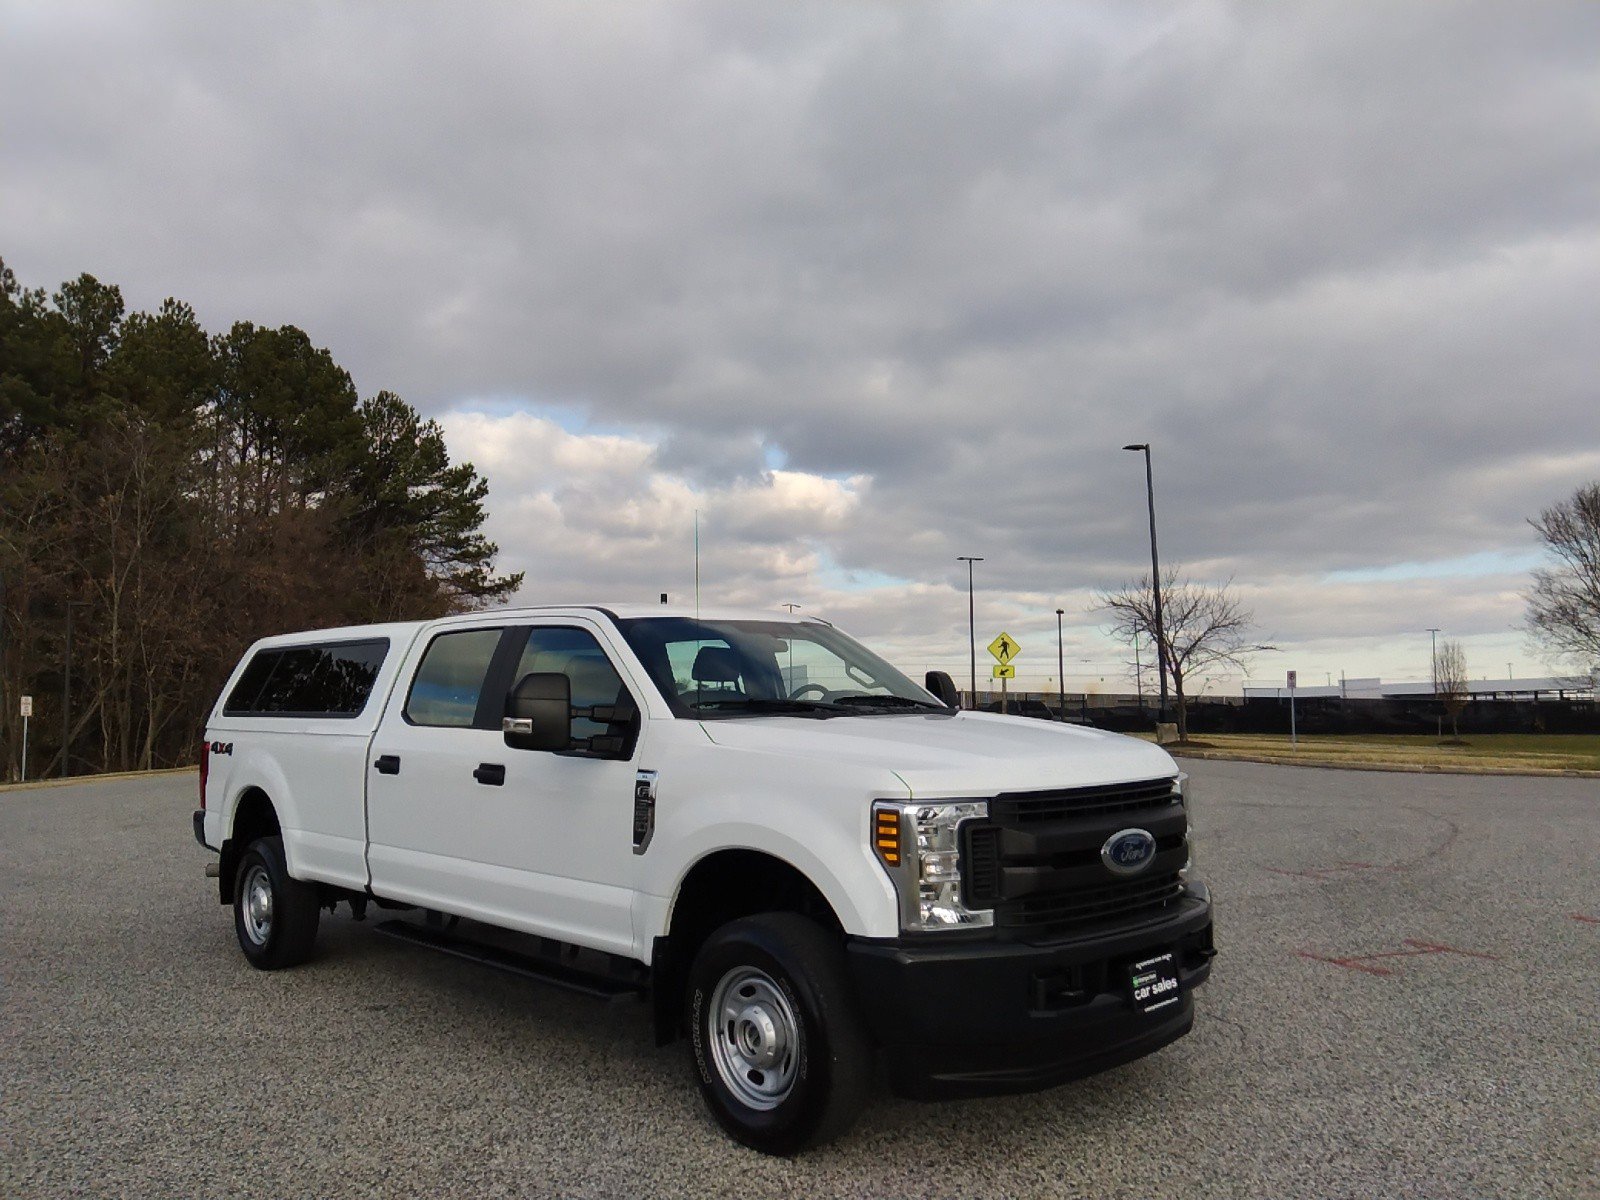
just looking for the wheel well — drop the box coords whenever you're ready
[654,849,844,1045]
[218,788,280,904]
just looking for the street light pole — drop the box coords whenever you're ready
[957,557,983,709]
[1055,608,1065,721]
[1123,444,1169,722]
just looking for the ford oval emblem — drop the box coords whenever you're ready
[1101,828,1158,876]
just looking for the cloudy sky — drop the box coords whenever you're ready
[5,1,1598,693]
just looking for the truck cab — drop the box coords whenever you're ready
[195,605,1213,1154]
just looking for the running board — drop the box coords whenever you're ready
[373,919,647,1002]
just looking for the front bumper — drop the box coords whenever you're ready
[845,884,1214,1100]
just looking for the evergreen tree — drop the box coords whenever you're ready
[0,257,523,779]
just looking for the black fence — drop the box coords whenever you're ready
[959,691,1600,736]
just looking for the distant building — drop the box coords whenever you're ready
[1242,673,1598,701]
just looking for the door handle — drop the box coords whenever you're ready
[374,754,401,775]
[473,763,506,787]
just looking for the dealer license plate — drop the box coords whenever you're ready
[1128,951,1181,1015]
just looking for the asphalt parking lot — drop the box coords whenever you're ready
[2,760,1596,1199]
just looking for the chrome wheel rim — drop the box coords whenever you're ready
[708,966,800,1111]
[241,864,273,946]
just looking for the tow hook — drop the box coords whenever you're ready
[204,862,220,879]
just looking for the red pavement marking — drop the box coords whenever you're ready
[1295,951,1394,976]
[1570,913,1600,925]
[1398,939,1499,959]
[1296,939,1499,976]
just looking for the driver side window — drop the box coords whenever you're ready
[513,626,633,742]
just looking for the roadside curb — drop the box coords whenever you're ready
[0,766,197,793]
[1166,748,1600,779]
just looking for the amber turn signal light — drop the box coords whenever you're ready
[873,806,902,867]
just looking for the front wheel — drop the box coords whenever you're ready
[686,913,871,1155]
[232,835,320,970]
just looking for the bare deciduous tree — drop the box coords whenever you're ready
[1433,637,1469,741]
[1526,481,1600,672]
[1094,570,1270,741]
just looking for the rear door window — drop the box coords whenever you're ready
[404,628,504,727]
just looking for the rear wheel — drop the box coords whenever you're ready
[686,913,870,1155]
[232,835,320,970]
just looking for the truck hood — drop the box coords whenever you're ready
[697,710,1177,796]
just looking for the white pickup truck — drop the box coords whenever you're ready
[193,605,1213,1154]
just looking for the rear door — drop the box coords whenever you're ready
[365,624,508,914]
[364,618,645,958]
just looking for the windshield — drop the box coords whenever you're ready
[615,617,947,718]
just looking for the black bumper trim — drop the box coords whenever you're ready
[846,886,1213,1101]
[192,810,214,851]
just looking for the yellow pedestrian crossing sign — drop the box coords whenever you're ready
[988,632,1020,665]
[992,664,1015,679]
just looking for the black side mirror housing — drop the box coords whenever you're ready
[925,670,961,709]
[504,672,572,752]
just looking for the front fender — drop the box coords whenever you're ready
[636,729,912,942]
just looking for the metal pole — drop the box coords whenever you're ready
[1055,608,1065,721]
[1124,445,1168,722]
[62,602,74,778]
[957,556,983,709]
[1427,627,1441,738]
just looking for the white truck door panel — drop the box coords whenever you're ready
[277,726,373,887]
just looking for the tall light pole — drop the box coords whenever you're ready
[1123,444,1169,721]
[1055,608,1065,721]
[957,556,983,708]
[1426,627,1441,695]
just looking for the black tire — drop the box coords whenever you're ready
[232,835,320,970]
[686,913,871,1155]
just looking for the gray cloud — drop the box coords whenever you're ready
[4,0,1598,679]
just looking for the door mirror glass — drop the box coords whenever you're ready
[504,672,573,752]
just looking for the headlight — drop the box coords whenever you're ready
[1176,773,1197,879]
[871,800,994,932]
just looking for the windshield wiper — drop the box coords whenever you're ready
[831,694,949,712]
[689,697,843,718]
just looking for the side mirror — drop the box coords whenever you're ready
[503,672,572,752]
[925,670,961,709]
